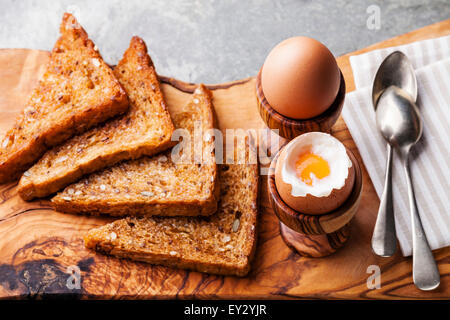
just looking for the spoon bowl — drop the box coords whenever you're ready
[372,51,418,107]
[376,86,422,154]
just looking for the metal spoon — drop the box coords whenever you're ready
[371,51,417,257]
[376,86,440,291]
[372,51,417,106]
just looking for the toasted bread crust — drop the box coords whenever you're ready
[84,138,259,276]
[0,13,128,183]
[52,85,220,217]
[18,36,174,200]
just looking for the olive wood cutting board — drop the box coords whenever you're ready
[0,20,449,299]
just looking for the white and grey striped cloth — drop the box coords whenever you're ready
[342,36,450,257]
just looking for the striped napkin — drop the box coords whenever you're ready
[350,36,450,90]
[342,36,450,257]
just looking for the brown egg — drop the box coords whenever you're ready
[261,36,340,119]
[274,133,355,215]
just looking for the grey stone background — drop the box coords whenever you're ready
[0,0,448,83]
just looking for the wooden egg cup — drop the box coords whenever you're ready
[268,148,363,258]
[256,68,346,140]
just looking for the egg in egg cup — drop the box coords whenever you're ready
[267,143,362,258]
[256,69,346,141]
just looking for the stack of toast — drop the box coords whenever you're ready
[1,13,259,277]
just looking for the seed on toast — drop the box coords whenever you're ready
[84,138,259,277]
[18,36,175,200]
[0,13,128,183]
[52,85,219,217]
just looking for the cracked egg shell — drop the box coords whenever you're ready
[274,132,355,215]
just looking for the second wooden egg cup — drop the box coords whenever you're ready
[256,68,346,140]
[268,148,363,257]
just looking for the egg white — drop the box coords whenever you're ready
[281,132,352,197]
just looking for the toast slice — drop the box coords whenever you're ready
[0,13,128,183]
[84,139,259,277]
[52,85,219,217]
[18,36,175,200]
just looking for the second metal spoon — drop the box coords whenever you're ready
[376,86,440,291]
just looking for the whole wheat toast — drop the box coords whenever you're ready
[0,13,128,183]
[84,139,259,277]
[52,85,219,217]
[18,36,175,200]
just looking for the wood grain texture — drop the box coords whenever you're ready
[0,20,450,299]
[279,222,351,258]
[267,149,362,236]
[256,69,345,140]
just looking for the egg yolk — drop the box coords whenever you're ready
[295,152,330,186]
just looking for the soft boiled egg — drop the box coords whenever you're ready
[261,36,340,119]
[275,132,355,215]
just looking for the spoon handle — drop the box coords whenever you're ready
[403,156,440,291]
[372,144,397,257]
